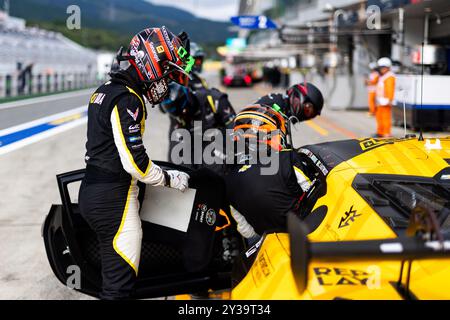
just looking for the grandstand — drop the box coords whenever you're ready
[0,10,99,98]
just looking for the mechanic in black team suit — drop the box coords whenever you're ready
[159,41,237,169]
[79,26,193,300]
[160,82,236,168]
[225,82,324,242]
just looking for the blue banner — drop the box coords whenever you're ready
[230,15,277,30]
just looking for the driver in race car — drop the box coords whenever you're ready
[78,26,192,300]
[225,82,324,242]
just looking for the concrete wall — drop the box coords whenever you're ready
[290,69,368,110]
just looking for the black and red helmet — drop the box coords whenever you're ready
[287,82,324,120]
[127,26,194,104]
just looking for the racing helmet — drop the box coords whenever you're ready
[233,104,288,151]
[287,82,324,121]
[190,42,205,73]
[126,26,194,104]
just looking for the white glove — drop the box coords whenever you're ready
[230,206,258,239]
[165,170,190,192]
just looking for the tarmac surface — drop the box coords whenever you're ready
[0,71,448,299]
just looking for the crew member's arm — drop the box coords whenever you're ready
[216,93,236,128]
[230,205,258,239]
[291,153,312,192]
[111,94,188,191]
[293,166,312,192]
[384,76,396,105]
[255,93,287,109]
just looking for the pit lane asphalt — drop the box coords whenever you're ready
[0,71,447,299]
[0,88,95,130]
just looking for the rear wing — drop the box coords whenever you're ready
[287,212,450,295]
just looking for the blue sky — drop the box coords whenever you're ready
[147,0,240,22]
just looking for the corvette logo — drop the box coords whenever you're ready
[127,108,139,121]
[338,205,361,229]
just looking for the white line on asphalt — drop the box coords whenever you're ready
[0,105,87,136]
[0,105,88,155]
[0,88,94,111]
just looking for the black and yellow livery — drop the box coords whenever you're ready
[232,136,450,300]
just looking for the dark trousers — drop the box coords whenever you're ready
[79,178,142,300]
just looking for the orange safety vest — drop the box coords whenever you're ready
[376,71,396,106]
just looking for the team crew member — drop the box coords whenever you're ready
[375,57,396,138]
[188,42,208,91]
[160,42,213,162]
[160,82,236,167]
[78,26,192,300]
[255,82,324,125]
[365,62,379,116]
[225,82,324,239]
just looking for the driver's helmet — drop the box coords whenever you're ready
[287,82,324,121]
[190,42,205,73]
[127,26,194,104]
[233,104,288,151]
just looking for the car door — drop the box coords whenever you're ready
[42,161,238,299]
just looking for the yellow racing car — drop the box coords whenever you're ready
[43,136,450,300]
[233,136,450,300]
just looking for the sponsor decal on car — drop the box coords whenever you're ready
[338,205,361,229]
[245,236,263,258]
[252,250,272,284]
[313,267,370,286]
[299,148,329,176]
[359,137,393,151]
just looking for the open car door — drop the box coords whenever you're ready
[42,161,240,299]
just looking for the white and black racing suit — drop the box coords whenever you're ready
[78,68,186,299]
